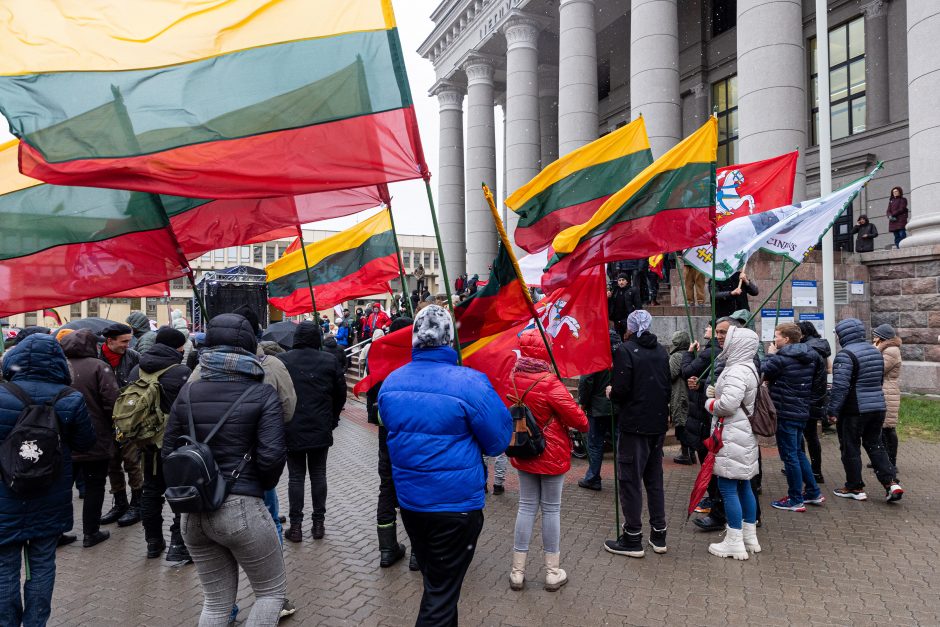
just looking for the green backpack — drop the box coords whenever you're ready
[113,366,172,445]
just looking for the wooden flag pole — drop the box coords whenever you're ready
[482,183,561,377]
[422,178,463,364]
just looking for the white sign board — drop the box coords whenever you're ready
[792,280,818,307]
[761,308,795,342]
[850,281,865,295]
[799,312,825,336]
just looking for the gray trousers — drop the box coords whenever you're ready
[484,453,508,485]
[513,470,565,553]
[182,495,286,627]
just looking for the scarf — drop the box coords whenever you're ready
[199,346,264,382]
[101,343,123,368]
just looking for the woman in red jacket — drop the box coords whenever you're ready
[508,330,588,592]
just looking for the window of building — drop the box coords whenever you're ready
[24,312,37,325]
[712,75,738,168]
[423,252,431,268]
[811,17,866,143]
[213,248,224,262]
[711,0,737,37]
[277,243,288,257]
[146,299,158,318]
[240,246,250,263]
[402,251,411,268]
[87,299,99,317]
[252,245,263,264]
[70,303,82,320]
[170,278,190,291]
[432,252,438,270]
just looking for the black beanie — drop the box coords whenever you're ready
[232,305,262,337]
[155,327,187,349]
[293,321,322,349]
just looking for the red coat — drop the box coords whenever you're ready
[366,310,391,332]
[508,332,588,476]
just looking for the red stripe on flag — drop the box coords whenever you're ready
[514,196,609,254]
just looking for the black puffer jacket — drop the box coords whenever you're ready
[277,323,346,451]
[610,332,670,435]
[681,338,721,434]
[802,336,831,419]
[128,344,192,414]
[709,272,759,318]
[761,342,824,424]
[828,318,886,417]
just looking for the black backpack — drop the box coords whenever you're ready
[163,385,255,514]
[504,374,551,459]
[0,382,72,496]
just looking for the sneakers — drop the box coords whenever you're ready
[604,532,645,558]
[694,497,712,514]
[833,487,867,501]
[886,483,904,502]
[279,599,297,619]
[492,484,505,495]
[771,496,807,512]
[578,478,602,491]
[648,528,667,554]
[802,493,826,506]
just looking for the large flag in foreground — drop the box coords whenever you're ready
[696,164,882,281]
[544,118,718,290]
[0,0,426,198]
[266,210,401,316]
[506,118,653,253]
[682,152,798,276]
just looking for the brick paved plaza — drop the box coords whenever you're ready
[49,399,940,626]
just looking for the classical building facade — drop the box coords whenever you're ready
[419,0,940,277]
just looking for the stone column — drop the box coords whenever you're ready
[863,0,890,128]
[737,0,806,199]
[902,0,940,247]
[503,16,541,250]
[558,0,598,155]
[434,84,467,279]
[630,0,681,157]
[463,57,499,274]
[539,65,559,168]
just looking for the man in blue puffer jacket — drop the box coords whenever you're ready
[828,318,903,502]
[378,305,511,627]
[0,334,95,626]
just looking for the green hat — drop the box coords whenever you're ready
[730,309,752,325]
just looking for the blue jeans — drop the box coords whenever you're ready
[777,421,820,502]
[0,535,58,627]
[717,477,757,530]
[263,489,283,545]
[584,415,612,483]
[893,229,906,247]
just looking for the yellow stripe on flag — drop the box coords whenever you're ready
[460,332,506,361]
[506,117,651,210]
[0,0,394,75]
[0,140,42,196]
[552,117,717,255]
[265,209,393,282]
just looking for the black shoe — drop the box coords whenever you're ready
[814,473,825,484]
[165,542,191,564]
[100,492,128,525]
[578,478,602,491]
[117,489,142,527]
[492,484,505,495]
[408,550,419,572]
[673,453,693,465]
[693,515,725,532]
[147,538,166,558]
[377,524,406,568]
[285,525,303,543]
[604,531,645,558]
[278,515,287,524]
[648,528,667,554]
[83,530,110,548]
[57,534,77,547]
[311,520,325,540]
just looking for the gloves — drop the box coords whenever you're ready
[706,385,716,399]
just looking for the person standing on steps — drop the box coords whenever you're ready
[603,310,671,559]
[607,274,641,339]
[886,186,909,248]
[852,215,878,253]
[873,324,902,471]
[578,327,622,491]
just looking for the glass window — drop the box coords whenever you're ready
[423,252,431,268]
[265,244,276,263]
[712,75,738,168]
[213,248,224,262]
[252,245,263,264]
[240,246,250,263]
[402,251,411,268]
[711,0,737,37]
[146,299,158,317]
[70,303,82,319]
[24,312,37,325]
[87,299,99,316]
[811,16,866,143]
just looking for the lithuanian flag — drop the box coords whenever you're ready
[543,118,718,290]
[266,210,401,316]
[506,117,653,253]
[0,0,426,199]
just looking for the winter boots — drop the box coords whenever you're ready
[673,444,694,465]
[377,523,406,568]
[509,551,526,590]
[311,519,325,540]
[166,530,191,563]
[543,552,567,591]
[117,489,142,527]
[708,526,749,560]
[742,522,761,553]
[100,491,129,525]
[146,537,166,559]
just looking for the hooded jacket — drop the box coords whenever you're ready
[878,336,902,428]
[577,329,621,418]
[706,326,760,480]
[128,343,192,414]
[277,323,346,450]
[761,342,825,424]
[0,335,95,545]
[610,331,671,435]
[668,331,691,427]
[126,311,156,353]
[828,319,886,417]
[377,345,512,513]
[508,331,588,476]
[60,329,120,461]
[802,336,832,419]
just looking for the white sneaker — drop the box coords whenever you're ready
[742,522,761,553]
[708,526,749,560]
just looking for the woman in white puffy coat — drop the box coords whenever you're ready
[704,325,760,560]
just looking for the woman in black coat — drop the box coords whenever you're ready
[853,214,878,252]
[276,322,346,542]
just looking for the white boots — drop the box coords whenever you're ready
[509,551,526,590]
[708,526,749,560]
[742,522,761,553]
[543,552,567,591]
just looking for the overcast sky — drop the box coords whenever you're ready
[0,1,457,236]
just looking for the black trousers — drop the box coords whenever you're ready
[72,459,108,536]
[400,509,484,627]
[882,427,899,468]
[287,448,328,524]
[803,419,822,476]
[141,447,181,542]
[617,433,666,534]
[377,426,399,525]
[837,411,895,489]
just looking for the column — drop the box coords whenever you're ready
[434,84,467,279]
[558,0,598,155]
[863,0,890,128]
[737,0,806,199]
[463,57,499,274]
[630,0,681,157]
[503,15,541,248]
[902,0,940,247]
[539,65,559,167]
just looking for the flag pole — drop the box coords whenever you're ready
[386,206,414,318]
[610,405,621,535]
[816,0,836,353]
[482,183,561,377]
[294,225,319,321]
[422,177,462,365]
[773,259,788,329]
